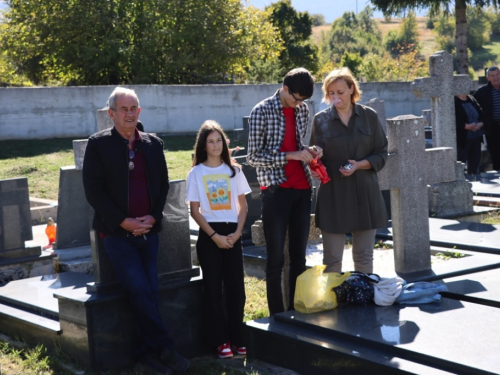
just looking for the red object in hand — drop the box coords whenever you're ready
[310,157,331,184]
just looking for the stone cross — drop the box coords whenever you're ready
[378,115,455,275]
[412,50,472,158]
[251,216,320,312]
[366,98,387,134]
[412,51,474,217]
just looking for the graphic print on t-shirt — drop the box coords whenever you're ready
[202,174,231,210]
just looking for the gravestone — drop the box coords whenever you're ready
[87,180,198,293]
[377,115,455,275]
[233,155,261,245]
[96,107,113,132]
[412,50,471,155]
[56,107,115,249]
[0,178,40,259]
[233,116,249,143]
[412,50,475,218]
[365,98,387,134]
[72,140,87,170]
[55,166,91,249]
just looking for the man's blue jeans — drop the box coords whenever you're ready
[102,233,174,358]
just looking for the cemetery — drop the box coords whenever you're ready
[0,50,500,374]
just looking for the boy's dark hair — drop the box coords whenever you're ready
[283,68,314,98]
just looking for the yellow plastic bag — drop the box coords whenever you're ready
[294,265,351,314]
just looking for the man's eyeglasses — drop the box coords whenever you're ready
[129,149,135,171]
[289,89,309,104]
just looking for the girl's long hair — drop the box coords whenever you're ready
[192,120,237,178]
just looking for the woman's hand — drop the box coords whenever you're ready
[227,232,241,247]
[309,145,323,159]
[339,159,358,177]
[212,234,232,249]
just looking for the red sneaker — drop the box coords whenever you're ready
[230,343,246,355]
[217,343,233,359]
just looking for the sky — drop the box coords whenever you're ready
[246,0,428,23]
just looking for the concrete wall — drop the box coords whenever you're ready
[0,81,480,140]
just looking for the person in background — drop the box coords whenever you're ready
[82,87,189,375]
[186,120,251,359]
[310,67,388,274]
[454,94,484,175]
[473,66,500,170]
[246,67,322,316]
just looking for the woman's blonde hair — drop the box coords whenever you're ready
[321,67,362,105]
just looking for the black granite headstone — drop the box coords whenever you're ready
[55,166,91,249]
[233,155,261,245]
[0,178,40,258]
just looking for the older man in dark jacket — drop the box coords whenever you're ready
[82,87,188,375]
[474,66,500,170]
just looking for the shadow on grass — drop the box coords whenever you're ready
[0,131,242,159]
[0,138,74,159]
[470,35,500,71]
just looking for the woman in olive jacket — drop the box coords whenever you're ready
[311,68,388,274]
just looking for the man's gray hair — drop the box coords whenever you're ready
[107,87,140,110]
[487,66,499,76]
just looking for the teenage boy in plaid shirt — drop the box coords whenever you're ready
[247,68,322,316]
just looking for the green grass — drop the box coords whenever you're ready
[0,132,244,201]
[471,35,500,76]
[0,343,264,374]
[482,210,500,225]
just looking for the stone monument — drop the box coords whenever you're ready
[0,177,54,284]
[377,115,455,275]
[366,98,387,134]
[0,178,37,257]
[412,50,475,218]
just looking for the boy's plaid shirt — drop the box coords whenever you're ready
[246,90,312,187]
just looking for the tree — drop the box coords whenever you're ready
[0,0,282,85]
[372,0,500,74]
[322,6,383,65]
[266,0,319,77]
[339,52,363,77]
[383,11,420,55]
[311,13,326,26]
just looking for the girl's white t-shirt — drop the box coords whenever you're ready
[186,163,251,223]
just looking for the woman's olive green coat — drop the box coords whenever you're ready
[311,104,388,234]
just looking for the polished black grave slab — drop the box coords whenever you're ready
[443,267,500,307]
[469,170,500,197]
[378,217,500,254]
[246,298,500,374]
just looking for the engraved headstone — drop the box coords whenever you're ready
[412,50,475,217]
[377,115,455,274]
[0,178,40,258]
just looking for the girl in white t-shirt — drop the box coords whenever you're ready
[186,120,251,359]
